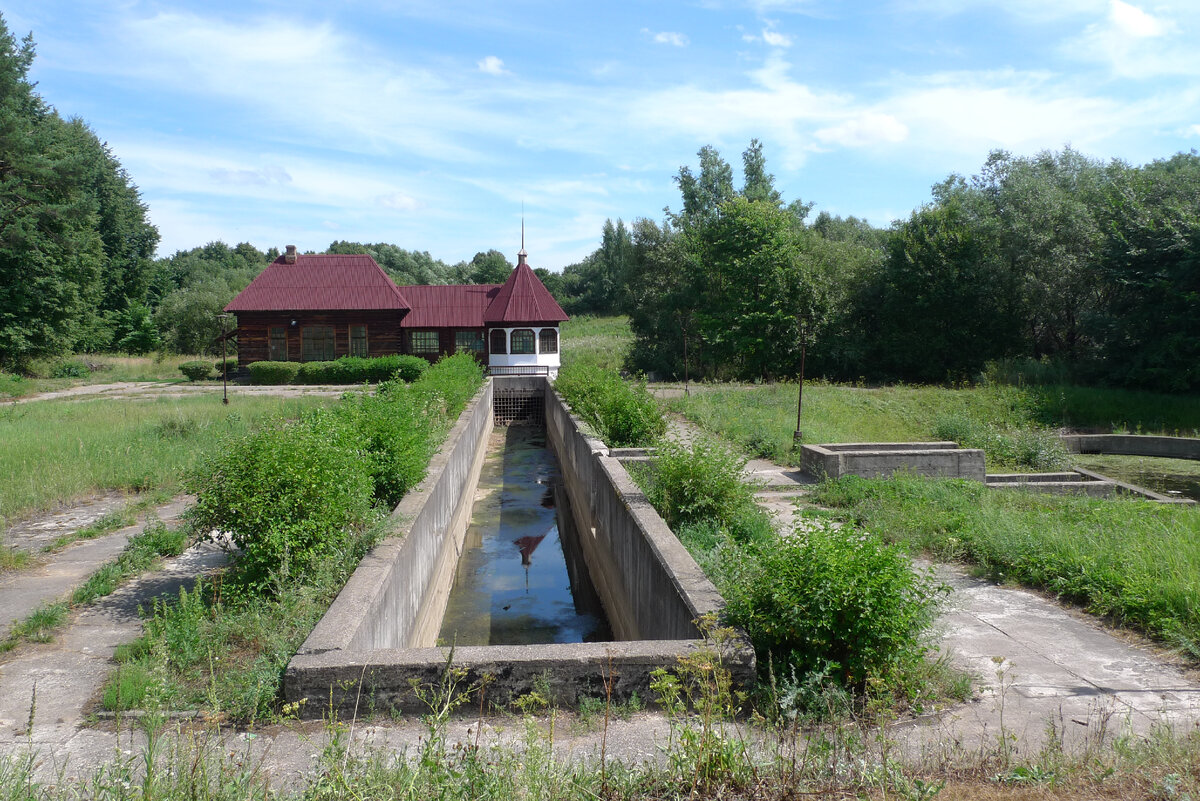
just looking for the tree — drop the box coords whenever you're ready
[0,15,104,367]
[465,249,512,284]
[154,281,236,355]
[869,197,1021,381]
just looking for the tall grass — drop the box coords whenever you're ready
[812,475,1200,655]
[559,315,631,371]
[0,395,332,525]
[105,356,485,722]
[670,381,1200,471]
[0,353,218,399]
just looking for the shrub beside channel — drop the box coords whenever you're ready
[105,354,484,720]
[554,364,666,447]
[630,437,947,713]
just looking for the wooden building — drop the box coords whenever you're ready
[225,245,568,376]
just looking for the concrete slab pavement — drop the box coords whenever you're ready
[0,497,192,641]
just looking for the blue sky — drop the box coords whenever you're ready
[7,0,1200,269]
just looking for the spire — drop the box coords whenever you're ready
[518,205,528,266]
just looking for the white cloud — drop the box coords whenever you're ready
[1064,1,1197,77]
[1108,0,1168,37]
[642,29,689,46]
[761,29,793,47]
[377,192,420,211]
[815,113,908,147]
[208,166,292,186]
[477,55,509,75]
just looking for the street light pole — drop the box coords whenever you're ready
[218,313,231,405]
[793,316,806,444]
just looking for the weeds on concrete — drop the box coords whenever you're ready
[0,602,67,654]
[8,649,1200,799]
[813,473,1200,657]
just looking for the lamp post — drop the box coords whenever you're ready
[218,313,232,405]
[793,316,807,444]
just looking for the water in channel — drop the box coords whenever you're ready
[1076,454,1200,502]
[438,425,611,646]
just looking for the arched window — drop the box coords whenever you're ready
[489,328,507,355]
[538,328,558,354]
[510,328,535,355]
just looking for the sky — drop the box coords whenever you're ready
[6,0,1200,270]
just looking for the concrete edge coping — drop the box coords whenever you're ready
[297,381,492,656]
[1061,433,1200,458]
[811,441,962,454]
[289,638,755,671]
[595,455,728,623]
[986,472,1096,483]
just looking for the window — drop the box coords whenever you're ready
[350,325,368,357]
[302,325,335,361]
[411,330,439,355]
[455,330,484,353]
[269,326,287,361]
[489,328,507,355]
[538,328,558,354]
[510,328,535,355]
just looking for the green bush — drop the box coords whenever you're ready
[717,524,944,691]
[640,439,759,536]
[247,361,301,385]
[188,352,484,587]
[554,364,665,447]
[187,410,377,588]
[179,361,214,381]
[213,358,238,375]
[339,379,440,506]
[295,361,343,384]
[49,358,90,378]
[412,352,485,415]
[933,413,1069,471]
[381,354,429,383]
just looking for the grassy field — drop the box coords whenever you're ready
[560,315,631,372]
[668,381,1200,471]
[0,353,219,399]
[811,475,1200,654]
[0,394,333,528]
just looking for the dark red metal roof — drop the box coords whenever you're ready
[398,284,501,327]
[224,254,411,312]
[483,261,569,324]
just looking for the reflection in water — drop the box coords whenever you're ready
[1077,455,1200,502]
[438,426,611,646]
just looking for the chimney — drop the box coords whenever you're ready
[284,244,297,264]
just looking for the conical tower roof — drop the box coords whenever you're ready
[483,256,568,324]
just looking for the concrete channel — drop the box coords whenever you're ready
[284,376,754,715]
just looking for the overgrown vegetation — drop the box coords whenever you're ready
[70,520,189,606]
[108,354,484,720]
[630,439,947,713]
[559,315,631,371]
[670,381,1200,471]
[812,474,1200,657]
[554,364,665,447]
[0,394,333,527]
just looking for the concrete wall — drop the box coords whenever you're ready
[297,380,493,655]
[544,385,728,642]
[285,376,755,715]
[801,442,986,481]
[1060,434,1200,461]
